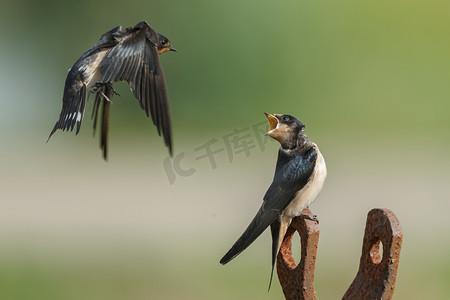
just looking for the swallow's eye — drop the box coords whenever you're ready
[161,40,167,46]
[282,116,290,122]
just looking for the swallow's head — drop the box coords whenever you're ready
[157,33,177,54]
[264,113,308,149]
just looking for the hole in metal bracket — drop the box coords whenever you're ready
[370,240,383,264]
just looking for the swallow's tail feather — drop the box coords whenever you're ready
[100,87,111,160]
[268,217,281,291]
[220,205,279,265]
[91,90,102,135]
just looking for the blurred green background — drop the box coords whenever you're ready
[1,0,449,299]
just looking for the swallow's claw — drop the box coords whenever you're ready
[90,83,116,103]
[300,214,319,224]
[106,82,120,97]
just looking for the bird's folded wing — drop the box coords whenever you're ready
[219,147,317,265]
[262,147,318,210]
[220,204,280,265]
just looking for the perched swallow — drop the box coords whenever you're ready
[48,21,177,159]
[220,113,327,288]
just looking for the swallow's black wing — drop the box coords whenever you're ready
[264,147,317,288]
[48,72,87,139]
[219,147,317,265]
[99,22,172,154]
[262,147,318,214]
[48,26,122,140]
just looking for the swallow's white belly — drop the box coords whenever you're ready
[282,144,327,218]
[79,51,108,89]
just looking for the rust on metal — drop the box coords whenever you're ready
[342,208,403,300]
[276,208,319,300]
[275,208,402,300]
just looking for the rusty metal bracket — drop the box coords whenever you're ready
[343,208,403,300]
[276,208,403,300]
[277,208,319,300]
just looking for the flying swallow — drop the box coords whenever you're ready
[220,113,327,289]
[48,21,177,159]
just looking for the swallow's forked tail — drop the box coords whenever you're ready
[91,86,110,160]
[269,217,281,291]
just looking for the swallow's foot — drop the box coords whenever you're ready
[105,82,120,97]
[300,213,319,224]
[90,83,119,103]
[93,88,112,102]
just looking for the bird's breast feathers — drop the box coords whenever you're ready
[282,143,327,218]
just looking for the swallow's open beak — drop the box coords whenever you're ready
[264,112,278,135]
[169,47,178,52]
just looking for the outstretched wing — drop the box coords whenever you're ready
[48,25,122,141]
[48,72,87,139]
[99,22,172,154]
[219,147,317,265]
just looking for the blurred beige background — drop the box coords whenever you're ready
[0,0,449,299]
